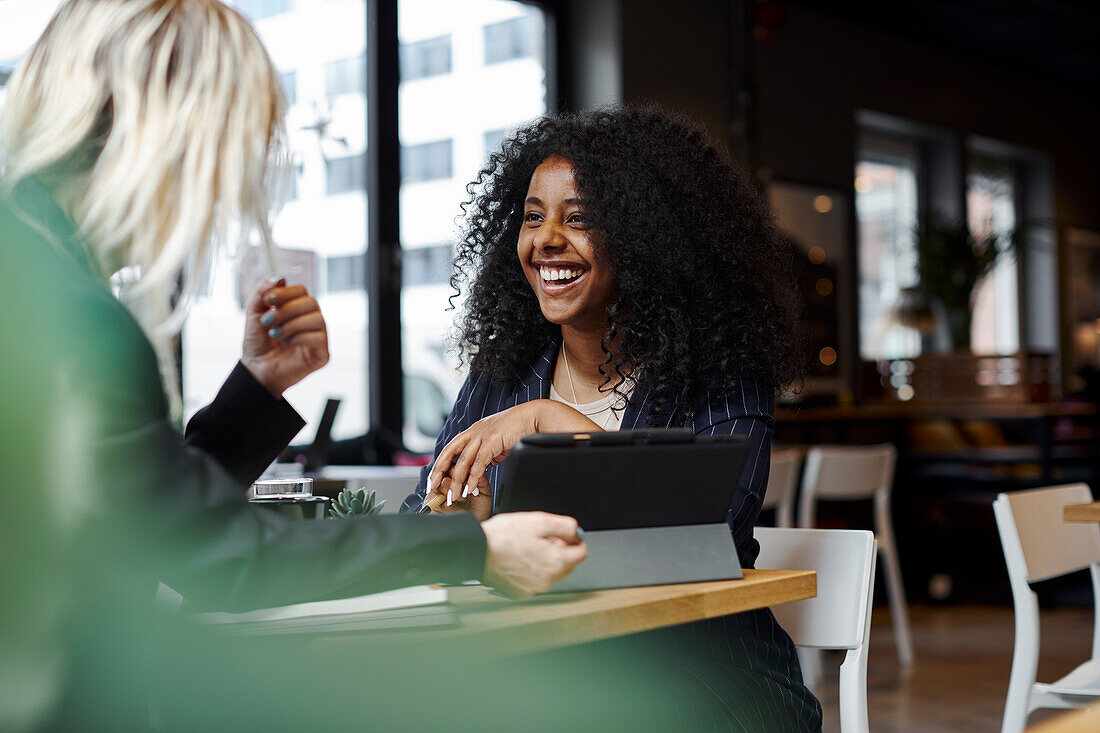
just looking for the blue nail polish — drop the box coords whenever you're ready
[577,527,586,539]
[260,312,275,326]
[268,327,282,338]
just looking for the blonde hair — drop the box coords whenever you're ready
[0,0,286,417]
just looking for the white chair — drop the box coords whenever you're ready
[762,447,801,528]
[755,527,877,733]
[993,484,1100,733]
[798,443,913,668]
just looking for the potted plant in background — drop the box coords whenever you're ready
[890,212,1031,402]
[913,211,1021,353]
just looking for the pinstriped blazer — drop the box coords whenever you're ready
[400,336,774,569]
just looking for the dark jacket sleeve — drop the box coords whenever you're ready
[692,373,774,569]
[182,361,304,486]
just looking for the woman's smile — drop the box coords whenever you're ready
[517,155,614,329]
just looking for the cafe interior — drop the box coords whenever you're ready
[1,0,1099,731]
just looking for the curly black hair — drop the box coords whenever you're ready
[452,105,804,421]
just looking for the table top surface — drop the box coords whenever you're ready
[354,568,816,656]
[1027,704,1100,733]
[1064,502,1100,523]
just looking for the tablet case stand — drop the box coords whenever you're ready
[551,523,742,593]
[497,430,750,593]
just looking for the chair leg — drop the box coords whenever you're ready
[838,648,870,733]
[874,491,914,668]
[777,498,794,529]
[797,646,820,689]
[1001,589,1041,733]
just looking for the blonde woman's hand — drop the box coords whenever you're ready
[241,278,330,397]
[481,512,587,598]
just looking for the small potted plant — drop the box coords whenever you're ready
[329,488,386,518]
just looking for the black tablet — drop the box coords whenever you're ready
[495,429,752,530]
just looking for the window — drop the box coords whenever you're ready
[280,71,297,107]
[402,244,453,288]
[327,253,367,292]
[855,137,921,361]
[968,157,1019,355]
[401,139,452,183]
[326,55,366,99]
[0,3,64,110]
[400,35,452,81]
[483,15,541,64]
[399,0,550,452]
[483,128,507,158]
[234,0,293,20]
[327,153,367,195]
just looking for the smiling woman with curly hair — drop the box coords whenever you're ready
[401,105,819,730]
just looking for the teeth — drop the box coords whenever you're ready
[540,266,581,282]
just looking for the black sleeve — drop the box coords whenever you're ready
[182,362,305,486]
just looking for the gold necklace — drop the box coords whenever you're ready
[563,345,580,404]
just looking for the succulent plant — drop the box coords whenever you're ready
[329,488,385,518]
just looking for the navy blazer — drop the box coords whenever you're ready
[401,336,774,568]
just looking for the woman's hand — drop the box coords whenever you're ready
[428,473,493,521]
[424,399,601,516]
[240,278,330,398]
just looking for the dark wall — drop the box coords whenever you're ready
[749,4,1100,231]
[619,0,733,148]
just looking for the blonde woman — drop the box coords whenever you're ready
[0,3,583,719]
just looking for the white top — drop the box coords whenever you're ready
[549,382,633,431]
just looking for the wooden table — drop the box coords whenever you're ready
[1027,703,1100,732]
[359,569,815,656]
[1064,502,1100,523]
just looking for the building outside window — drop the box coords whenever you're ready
[235,0,294,20]
[400,34,452,81]
[326,153,367,195]
[280,70,297,106]
[401,139,453,183]
[483,14,540,64]
[325,54,366,99]
[483,127,507,158]
[855,137,922,361]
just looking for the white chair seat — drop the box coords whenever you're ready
[1041,659,1100,697]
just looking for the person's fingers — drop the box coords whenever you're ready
[555,541,588,569]
[447,436,482,496]
[534,513,581,543]
[261,295,320,330]
[465,439,499,494]
[279,331,329,355]
[430,435,470,494]
[268,311,324,342]
[247,277,286,314]
[264,284,308,308]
